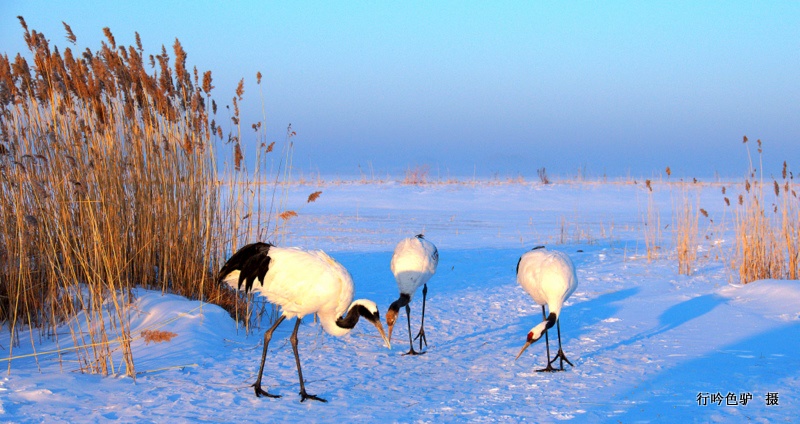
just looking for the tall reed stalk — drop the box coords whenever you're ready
[733,138,798,283]
[0,18,256,376]
[642,180,662,262]
[674,190,699,276]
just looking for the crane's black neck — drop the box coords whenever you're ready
[335,304,379,330]
[544,312,557,330]
[388,293,411,315]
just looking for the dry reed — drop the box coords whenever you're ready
[537,167,550,185]
[402,164,430,185]
[733,138,798,283]
[0,18,306,377]
[674,192,699,275]
[642,183,662,262]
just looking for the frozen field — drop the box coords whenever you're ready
[2,181,798,422]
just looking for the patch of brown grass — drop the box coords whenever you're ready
[402,164,430,185]
[141,330,178,345]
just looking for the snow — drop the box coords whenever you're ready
[2,181,798,422]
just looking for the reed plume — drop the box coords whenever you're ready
[0,19,256,377]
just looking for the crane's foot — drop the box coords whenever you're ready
[253,383,281,398]
[549,349,574,369]
[535,364,563,373]
[536,350,573,372]
[403,347,426,356]
[413,328,428,350]
[299,390,327,403]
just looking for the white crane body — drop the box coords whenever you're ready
[387,235,438,355]
[515,246,578,371]
[218,242,390,401]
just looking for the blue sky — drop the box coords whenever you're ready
[2,1,798,179]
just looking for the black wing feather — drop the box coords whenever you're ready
[217,242,273,293]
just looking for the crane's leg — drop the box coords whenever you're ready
[413,283,428,351]
[536,306,556,372]
[253,315,286,398]
[403,304,424,355]
[548,319,574,370]
[289,318,326,402]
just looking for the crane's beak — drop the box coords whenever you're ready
[387,321,395,343]
[373,320,392,350]
[385,308,398,343]
[515,340,533,361]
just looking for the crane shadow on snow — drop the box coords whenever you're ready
[581,293,726,361]
[571,287,641,327]
[465,287,643,361]
[655,293,726,334]
[549,287,642,346]
[507,290,726,369]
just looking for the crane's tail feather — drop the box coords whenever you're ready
[217,243,273,293]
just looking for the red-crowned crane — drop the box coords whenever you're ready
[514,246,578,372]
[218,242,391,402]
[386,234,438,355]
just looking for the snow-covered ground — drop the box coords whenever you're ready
[2,181,798,422]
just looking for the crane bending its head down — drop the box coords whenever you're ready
[514,246,578,372]
[218,242,390,401]
[386,234,438,355]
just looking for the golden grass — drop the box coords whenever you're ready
[732,138,797,284]
[674,191,699,275]
[0,18,310,376]
[402,164,430,185]
[1,18,213,376]
[642,182,662,262]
